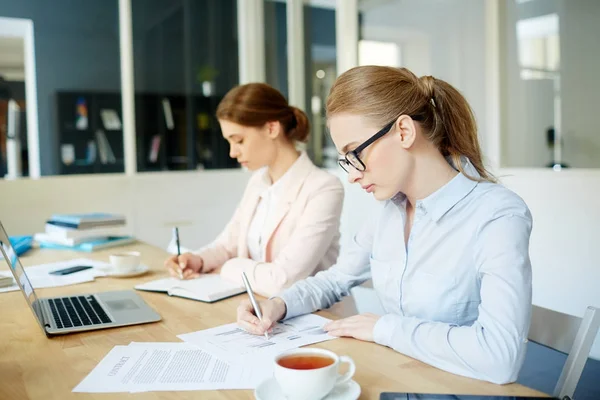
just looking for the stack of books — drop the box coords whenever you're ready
[34,213,135,252]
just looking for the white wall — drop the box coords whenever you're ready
[0,171,249,249]
[502,0,600,168]
[498,168,600,360]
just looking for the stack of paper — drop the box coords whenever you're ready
[73,314,336,393]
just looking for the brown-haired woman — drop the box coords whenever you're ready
[164,83,346,298]
[236,67,533,384]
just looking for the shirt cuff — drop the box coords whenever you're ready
[373,314,399,348]
[276,289,307,320]
[220,258,259,285]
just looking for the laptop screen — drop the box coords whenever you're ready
[0,222,47,334]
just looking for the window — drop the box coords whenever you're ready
[132,0,239,172]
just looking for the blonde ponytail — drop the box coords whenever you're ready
[326,66,495,182]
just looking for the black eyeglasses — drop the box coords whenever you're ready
[337,119,396,173]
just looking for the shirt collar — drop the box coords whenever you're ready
[392,156,480,222]
[257,151,308,199]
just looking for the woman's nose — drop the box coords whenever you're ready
[348,168,362,184]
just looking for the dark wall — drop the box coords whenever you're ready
[132,0,238,96]
[309,7,336,47]
[0,0,238,175]
[0,0,121,175]
[3,81,26,101]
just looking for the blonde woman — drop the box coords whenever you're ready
[236,67,533,384]
[165,83,346,299]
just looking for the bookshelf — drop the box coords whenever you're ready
[55,91,238,174]
[56,91,124,175]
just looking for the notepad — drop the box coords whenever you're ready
[134,275,245,303]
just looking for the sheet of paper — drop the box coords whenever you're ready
[178,314,336,363]
[73,342,262,393]
[0,259,109,293]
[125,342,271,392]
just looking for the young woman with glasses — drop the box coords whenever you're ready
[236,67,533,384]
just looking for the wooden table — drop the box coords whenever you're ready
[0,242,547,399]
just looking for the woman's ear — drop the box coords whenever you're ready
[265,121,282,139]
[395,115,417,149]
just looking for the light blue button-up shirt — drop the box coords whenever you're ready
[279,159,533,384]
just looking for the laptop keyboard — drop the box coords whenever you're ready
[48,296,112,329]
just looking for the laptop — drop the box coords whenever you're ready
[0,222,161,336]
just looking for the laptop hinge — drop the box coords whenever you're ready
[39,299,54,329]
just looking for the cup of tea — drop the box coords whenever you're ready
[274,348,356,400]
[109,251,141,273]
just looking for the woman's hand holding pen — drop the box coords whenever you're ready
[237,297,287,335]
[164,253,204,279]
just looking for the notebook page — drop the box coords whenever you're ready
[135,275,244,302]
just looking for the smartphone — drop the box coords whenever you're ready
[49,265,94,276]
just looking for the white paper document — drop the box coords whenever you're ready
[178,314,336,363]
[0,258,109,293]
[73,342,267,393]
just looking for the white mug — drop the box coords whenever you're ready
[109,251,140,273]
[274,348,356,400]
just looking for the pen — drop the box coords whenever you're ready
[241,272,269,340]
[174,227,183,280]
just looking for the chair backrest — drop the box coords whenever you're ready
[529,305,600,400]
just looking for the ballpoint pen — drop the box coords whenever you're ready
[174,227,183,280]
[241,272,270,340]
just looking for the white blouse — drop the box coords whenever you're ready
[246,157,301,261]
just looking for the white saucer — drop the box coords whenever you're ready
[96,264,149,278]
[254,377,360,400]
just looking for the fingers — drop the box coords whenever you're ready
[238,319,265,335]
[323,314,378,342]
[260,319,275,333]
[177,253,192,271]
[324,315,361,332]
[183,268,199,279]
[236,300,274,336]
[164,255,183,278]
[237,300,260,324]
[324,319,355,338]
[326,328,351,337]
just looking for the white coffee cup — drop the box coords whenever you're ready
[274,348,356,400]
[109,251,141,273]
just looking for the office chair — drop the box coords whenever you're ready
[528,305,600,400]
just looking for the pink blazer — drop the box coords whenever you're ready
[195,153,344,298]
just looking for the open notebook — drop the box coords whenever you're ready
[134,275,245,303]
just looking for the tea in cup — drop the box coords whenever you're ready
[273,348,355,400]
